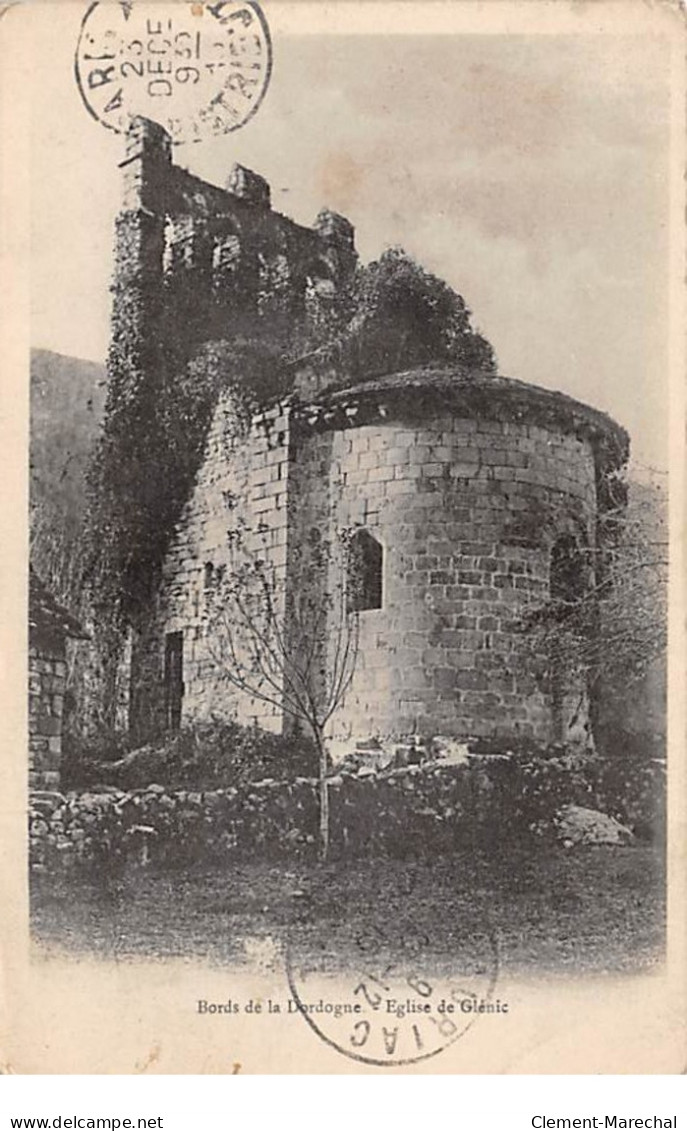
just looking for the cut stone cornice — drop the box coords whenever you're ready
[292,367,629,476]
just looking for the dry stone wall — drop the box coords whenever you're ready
[26,753,595,872]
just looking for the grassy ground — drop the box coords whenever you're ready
[30,844,665,977]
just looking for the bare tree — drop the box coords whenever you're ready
[29,500,89,618]
[206,520,360,859]
[521,471,668,744]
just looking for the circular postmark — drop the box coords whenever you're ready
[286,916,500,1068]
[75,1,272,144]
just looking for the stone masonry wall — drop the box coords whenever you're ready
[132,381,608,746]
[130,394,291,738]
[292,406,597,745]
[29,639,67,789]
[113,116,357,741]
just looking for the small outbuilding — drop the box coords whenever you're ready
[29,568,88,789]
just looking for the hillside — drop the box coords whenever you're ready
[30,348,107,603]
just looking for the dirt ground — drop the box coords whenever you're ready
[30,844,665,978]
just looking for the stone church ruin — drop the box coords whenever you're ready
[91,115,629,759]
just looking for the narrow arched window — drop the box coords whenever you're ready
[550,535,586,605]
[348,530,383,612]
[203,562,214,590]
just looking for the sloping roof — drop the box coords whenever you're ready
[29,568,89,641]
[325,368,627,439]
[295,366,629,473]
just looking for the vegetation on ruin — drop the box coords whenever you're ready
[331,247,498,377]
[518,474,667,755]
[62,715,317,793]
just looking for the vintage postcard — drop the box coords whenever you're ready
[0,0,685,1075]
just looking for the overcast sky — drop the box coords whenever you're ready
[29,4,672,469]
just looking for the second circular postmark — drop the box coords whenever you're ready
[75,1,272,145]
[286,915,501,1068]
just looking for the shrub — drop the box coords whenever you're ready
[61,726,132,789]
[162,718,318,789]
[588,727,666,842]
[69,716,318,792]
[465,734,665,845]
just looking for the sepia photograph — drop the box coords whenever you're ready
[2,0,684,1074]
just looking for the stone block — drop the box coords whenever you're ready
[44,674,66,695]
[458,571,482,586]
[478,615,499,631]
[385,480,414,500]
[408,445,431,466]
[454,670,488,691]
[386,447,411,465]
[455,446,481,462]
[259,480,286,501]
[432,667,457,691]
[35,770,61,790]
[450,464,480,479]
[36,716,61,737]
[393,431,415,447]
[421,463,445,478]
[395,464,422,481]
[430,570,455,586]
[347,469,369,487]
[367,466,393,484]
